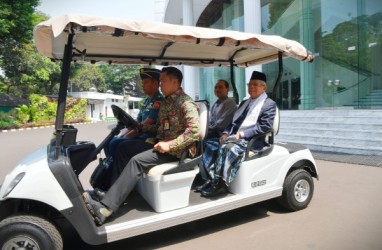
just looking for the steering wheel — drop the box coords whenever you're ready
[111,104,140,130]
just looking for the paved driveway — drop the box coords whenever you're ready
[1,122,382,249]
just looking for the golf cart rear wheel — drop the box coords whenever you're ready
[278,169,314,211]
[0,215,63,250]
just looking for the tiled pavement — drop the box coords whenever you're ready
[312,151,382,167]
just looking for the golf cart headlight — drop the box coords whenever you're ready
[3,172,25,198]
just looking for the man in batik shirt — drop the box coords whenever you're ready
[83,67,199,225]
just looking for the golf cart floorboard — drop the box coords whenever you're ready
[100,182,281,242]
[107,188,230,224]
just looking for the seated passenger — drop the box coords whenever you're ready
[206,79,237,139]
[197,79,237,186]
[105,68,164,186]
[197,71,277,197]
[105,68,163,159]
[83,67,200,225]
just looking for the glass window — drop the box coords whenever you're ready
[261,0,382,109]
[197,0,245,104]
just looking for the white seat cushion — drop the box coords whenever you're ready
[147,159,192,176]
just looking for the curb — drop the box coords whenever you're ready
[0,121,104,133]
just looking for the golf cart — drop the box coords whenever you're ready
[0,14,318,249]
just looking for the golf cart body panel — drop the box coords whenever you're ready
[0,14,317,247]
[0,147,72,210]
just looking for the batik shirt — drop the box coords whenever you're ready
[137,90,164,139]
[143,88,199,158]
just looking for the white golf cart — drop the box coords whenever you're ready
[0,15,318,249]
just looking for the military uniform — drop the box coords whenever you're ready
[106,68,164,186]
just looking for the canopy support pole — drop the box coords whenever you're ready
[230,62,239,104]
[272,51,283,101]
[54,33,74,158]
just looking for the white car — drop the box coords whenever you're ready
[0,14,318,249]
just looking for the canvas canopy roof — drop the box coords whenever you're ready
[34,14,313,67]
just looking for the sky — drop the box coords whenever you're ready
[36,0,157,21]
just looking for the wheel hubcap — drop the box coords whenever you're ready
[294,179,310,202]
[3,236,40,250]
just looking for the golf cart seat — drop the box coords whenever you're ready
[136,101,209,212]
[229,106,280,194]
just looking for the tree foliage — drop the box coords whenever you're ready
[70,64,106,92]
[0,0,40,45]
[0,1,149,98]
[0,0,61,98]
[1,43,61,97]
[268,0,293,29]
[322,12,382,74]
[99,64,143,96]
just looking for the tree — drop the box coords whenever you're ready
[0,0,40,45]
[322,13,382,74]
[0,1,58,98]
[268,0,293,29]
[1,43,61,97]
[70,64,106,92]
[99,64,143,96]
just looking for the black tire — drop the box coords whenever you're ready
[0,215,63,250]
[278,169,314,211]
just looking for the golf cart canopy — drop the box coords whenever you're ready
[34,14,313,67]
[33,14,313,152]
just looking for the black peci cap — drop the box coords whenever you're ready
[250,71,267,83]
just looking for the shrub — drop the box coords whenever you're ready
[15,104,32,123]
[29,94,57,122]
[65,98,86,120]
[0,111,21,129]
[0,94,88,130]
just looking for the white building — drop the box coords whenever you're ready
[69,91,143,121]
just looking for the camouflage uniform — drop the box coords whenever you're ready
[144,88,199,158]
[101,88,199,212]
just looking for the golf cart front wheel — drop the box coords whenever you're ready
[0,215,63,250]
[278,169,314,211]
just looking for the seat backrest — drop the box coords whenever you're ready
[273,106,280,136]
[245,105,279,160]
[147,100,209,176]
[266,106,279,145]
[195,100,209,142]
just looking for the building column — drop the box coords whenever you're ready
[299,0,315,109]
[181,0,199,100]
[244,0,262,99]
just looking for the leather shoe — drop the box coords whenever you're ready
[88,188,106,202]
[195,180,211,192]
[83,192,111,225]
[201,182,228,197]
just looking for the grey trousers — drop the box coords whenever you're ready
[101,149,178,212]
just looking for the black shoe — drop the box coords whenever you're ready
[201,182,228,197]
[195,180,211,192]
[88,188,106,202]
[83,192,110,225]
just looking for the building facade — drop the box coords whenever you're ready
[69,91,142,121]
[163,0,382,110]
